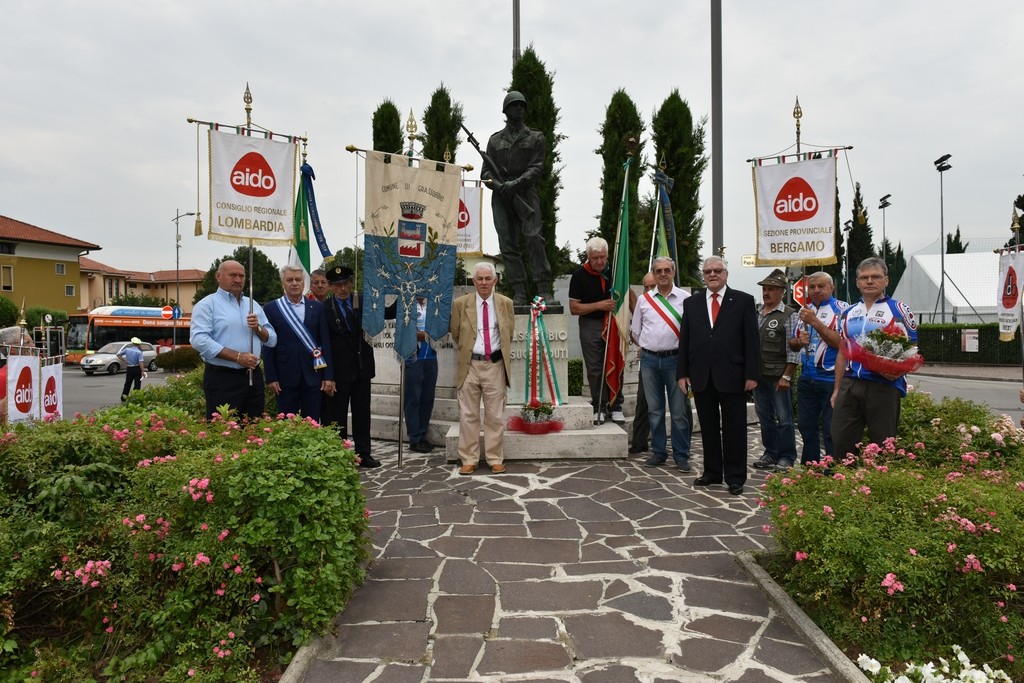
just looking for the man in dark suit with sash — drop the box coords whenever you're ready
[263,265,333,422]
[322,265,381,468]
[677,256,759,495]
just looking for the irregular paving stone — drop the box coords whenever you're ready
[563,612,664,659]
[368,510,399,525]
[603,578,630,599]
[579,664,643,683]
[429,635,483,679]
[650,552,750,581]
[608,497,662,519]
[685,520,739,537]
[304,659,377,683]
[325,622,431,661]
[579,542,623,562]
[412,491,467,508]
[433,594,495,634]
[637,575,674,593]
[477,639,572,675]
[680,577,771,618]
[650,535,728,554]
[368,556,442,580]
[720,534,765,553]
[556,497,623,522]
[636,509,686,527]
[398,513,439,528]
[370,495,414,511]
[496,616,560,640]
[579,520,636,536]
[525,519,583,539]
[501,580,603,611]
[337,579,431,623]
[686,614,761,644]
[479,562,554,581]
[673,635,747,672]
[524,500,568,520]
[372,664,426,683]
[437,558,496,595]
[474,511,527,524]
[477,537,578,564]
[754,637,831,676]
[731,670,787,683]
[562,560,641,576]
[426,536,480,558]
[381,538,439,558]
[451,523,527,537]
[436,504,474,524]
[762,616,801,643]
[399,525,450,541]
[604,590,674,621]
[603,535,644,549]
[641,525,687,540]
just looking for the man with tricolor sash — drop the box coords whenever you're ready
[630,257,692,471]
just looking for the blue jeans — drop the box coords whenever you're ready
[753,378,797,468]
[796,374,833,464]
[640,351,691,465]
[403,357,438,446]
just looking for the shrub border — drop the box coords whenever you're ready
[736,551,870,683]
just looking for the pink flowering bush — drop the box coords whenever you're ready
[761,391,1023,678]
[0,377,369,681]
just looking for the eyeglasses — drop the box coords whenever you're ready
[653,268,673,274]
[856,274,887,282]
[702,268,725,276]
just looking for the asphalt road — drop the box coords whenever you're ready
[907,373,1024,422]
[61,365,172,417]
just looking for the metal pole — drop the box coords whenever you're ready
[710,0,723,256]
[939,170,946,324]
[512,0,521,65]
[172,210,195,372]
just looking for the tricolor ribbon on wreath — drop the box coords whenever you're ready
[522,296,565,407]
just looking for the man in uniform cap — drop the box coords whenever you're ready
[117,337,147,402]
[751,268,799,472]
[322,265,381,468]
[482,90,556,306]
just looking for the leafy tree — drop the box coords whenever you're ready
[509,46,570,278]
[945,225,969,254]
[372,99,404,154]
[321,246,364,293]
[420,83,463,163]
[595,89,646,284]
[650,89,708,286]
[25,307,68,329]
[846,182,875,278]
[112,292,166,308]
[193,247,283,305]
[821,188,847,300]
[0,296,18,327]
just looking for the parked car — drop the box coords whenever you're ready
[81,341,158,375]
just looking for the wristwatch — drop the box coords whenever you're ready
[781,375,792,383]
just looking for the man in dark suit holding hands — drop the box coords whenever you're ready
[263,265,334,423]
[677,256,759,495]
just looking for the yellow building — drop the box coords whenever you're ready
[0,215,100,314]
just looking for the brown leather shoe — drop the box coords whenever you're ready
[490,464,506,474]
[458,465,476,475]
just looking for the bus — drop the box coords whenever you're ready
[66,306,191,360]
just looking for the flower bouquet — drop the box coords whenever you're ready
[508,401,564,435]
[844,320,925,377]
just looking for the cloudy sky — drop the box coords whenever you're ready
[2,1,1022,295]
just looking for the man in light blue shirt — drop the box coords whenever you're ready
[190,260,277,420]
[117,337,146,402]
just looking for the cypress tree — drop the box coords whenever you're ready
[596,89,645,283]
[372,99,404,154]
[420,83,463,163]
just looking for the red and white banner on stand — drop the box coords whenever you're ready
[753,157,837,266]
[208,130,298,246]
[40,362,63,419]
[457,183,483,256]
[997,252,1024,341]
[6,355,40,423]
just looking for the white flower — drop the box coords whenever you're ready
[858,654,883,675]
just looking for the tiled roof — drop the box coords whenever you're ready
[79,256,126,275]
[0,215,100,250]
[123,269,206,283]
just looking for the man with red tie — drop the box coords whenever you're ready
[676,256,759,495]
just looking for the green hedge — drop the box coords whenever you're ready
[916,323,1021,365]
[568,358,583,396]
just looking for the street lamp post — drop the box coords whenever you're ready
[878,194,892,264]
[934,154,952,323]
[843,219,854,302]
[171,210,195,356]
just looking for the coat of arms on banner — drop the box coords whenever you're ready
[362,151,461,360]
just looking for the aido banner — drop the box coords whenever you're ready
[457,183,483,257]
[5,355,40,423]
[997,252,1024,341]
[753,157,837,266]
[208,130,298,246]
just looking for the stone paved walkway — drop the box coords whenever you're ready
[298,426,846,683]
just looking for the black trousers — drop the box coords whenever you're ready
[630,368,650,449]
[323,376,372,457]
[693,380,748,487]
[203,364,265,421]
[121,366,142,399]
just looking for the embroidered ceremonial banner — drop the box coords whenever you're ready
[997,252,1024,341]
[208,129,297,246]
[6,355,40,422]
[363,151,461,360]
[753,157,837,266]
[40,362,63,419]
[457,183,483,256]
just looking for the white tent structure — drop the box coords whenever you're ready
[891,252,999,324]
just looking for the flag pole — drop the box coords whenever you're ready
[598,137,637,421]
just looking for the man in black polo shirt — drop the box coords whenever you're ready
[568,236,625,425]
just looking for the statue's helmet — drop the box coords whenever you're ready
[502,91,527,113]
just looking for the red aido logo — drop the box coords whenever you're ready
[774,177,819,222]
[13,365,33,414]
[43,375,59,414]
[230,152,277,197]
[1002,267,1019,309]
[457,199,470,229]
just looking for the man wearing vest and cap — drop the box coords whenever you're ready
[482,90,555,306]
[751,268,800,472]
[322,265,381,468]
[630,258,692,471]
[263,265,335,423]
